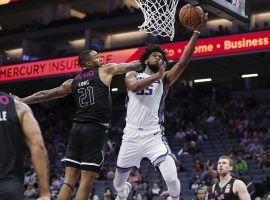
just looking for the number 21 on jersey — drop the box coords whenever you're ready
[78,86,95,107]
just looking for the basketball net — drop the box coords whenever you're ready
[135,0,179,41]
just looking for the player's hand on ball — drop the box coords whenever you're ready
[195,13,208,31]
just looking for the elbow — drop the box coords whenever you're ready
[31,143,48,157]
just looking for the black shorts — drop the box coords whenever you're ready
[0,178,24,200]
[63,122,108,173]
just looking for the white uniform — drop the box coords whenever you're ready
[117,72,170,170]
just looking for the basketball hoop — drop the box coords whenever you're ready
[135,0,180,41]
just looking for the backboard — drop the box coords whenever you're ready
[184,0,250,24]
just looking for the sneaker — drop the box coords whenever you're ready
[115,182,132,200]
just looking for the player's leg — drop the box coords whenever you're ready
[158,155,181,200]
[75,123,108,200]
[114,127,142,200]
[75,170,97,200]
[144,128,180,200]
[57,166,80,200]
[114,168,132,200]
[58,123,81,200]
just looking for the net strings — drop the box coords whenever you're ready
[135,0,179,41]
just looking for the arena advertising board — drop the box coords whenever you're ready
[0,0,21,5]
[0,30,269,83]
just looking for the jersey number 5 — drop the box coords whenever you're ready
[78,86,94,107]
[137,85,153,95]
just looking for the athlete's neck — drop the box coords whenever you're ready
[219,173,232,187]
[144,68,155,75]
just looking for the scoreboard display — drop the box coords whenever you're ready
[0,0,21,6]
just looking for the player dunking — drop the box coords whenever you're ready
[11,50,142,200]
[113,14,208,200]
[212,156,251,200]
[0,92,50,200]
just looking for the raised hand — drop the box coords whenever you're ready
[154,61,166,80]
[195,13,208,31]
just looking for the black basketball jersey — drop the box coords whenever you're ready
[0,92,24,183]
[213,178,239,200]
[72,67,111,127]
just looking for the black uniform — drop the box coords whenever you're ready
[0,92,24,200]
[63,67,111,172]
[213,178,239,200]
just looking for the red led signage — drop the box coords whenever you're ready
[0,30,270,83]
[0,0,21,5]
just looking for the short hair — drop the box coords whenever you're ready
[140,44,169,69]
[218,156,233,166]
[78,50,94,67]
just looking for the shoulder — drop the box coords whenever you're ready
[125,71,138,79]
[14,99,32,121]
[233,179,246,191]
[15,99,31,111]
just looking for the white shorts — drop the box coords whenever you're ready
[116,124,169,170]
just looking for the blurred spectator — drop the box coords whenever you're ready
[24,184,38,199]
[257,152,270,169]
[149,181,161,198]
[107,165,115,181]
[103,188,115,200]
[196,187,207,200]
[187,141,201,155]
[135,193,144,200]
[233,153,248,171]
[190,175,202,192]
[193,159,204,172]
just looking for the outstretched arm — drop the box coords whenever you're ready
[164,14,208,89]
[104,61,142,75]
[11,79,73,104]
[125,63,165,91]
[18,102,50,200]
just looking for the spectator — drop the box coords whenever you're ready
[193,159,204,172]
[187,141,201,155]
[103,188,115,200]
[149,181,161,198]
[196,187,207,200]
[233,153,248,171]
[24,184,38,199]
[257,153,270,169]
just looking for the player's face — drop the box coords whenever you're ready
[88,51,104,67]
[217,158,232,175]
[146,52,164,72]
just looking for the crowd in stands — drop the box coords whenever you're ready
[20,82,270,199]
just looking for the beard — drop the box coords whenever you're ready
[147,63,160,73]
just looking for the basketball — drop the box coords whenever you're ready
[179,4,204,30]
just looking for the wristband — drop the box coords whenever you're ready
[194,30,201,35]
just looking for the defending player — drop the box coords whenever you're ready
[11,50,142,200]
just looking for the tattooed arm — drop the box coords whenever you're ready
[104,61,142,75]
[11,79,73,104]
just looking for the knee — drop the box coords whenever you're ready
[80,175,95,188]
[166,177,180,190]
[113,177,125,191]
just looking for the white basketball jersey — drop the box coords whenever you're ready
[125,72,168,127]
